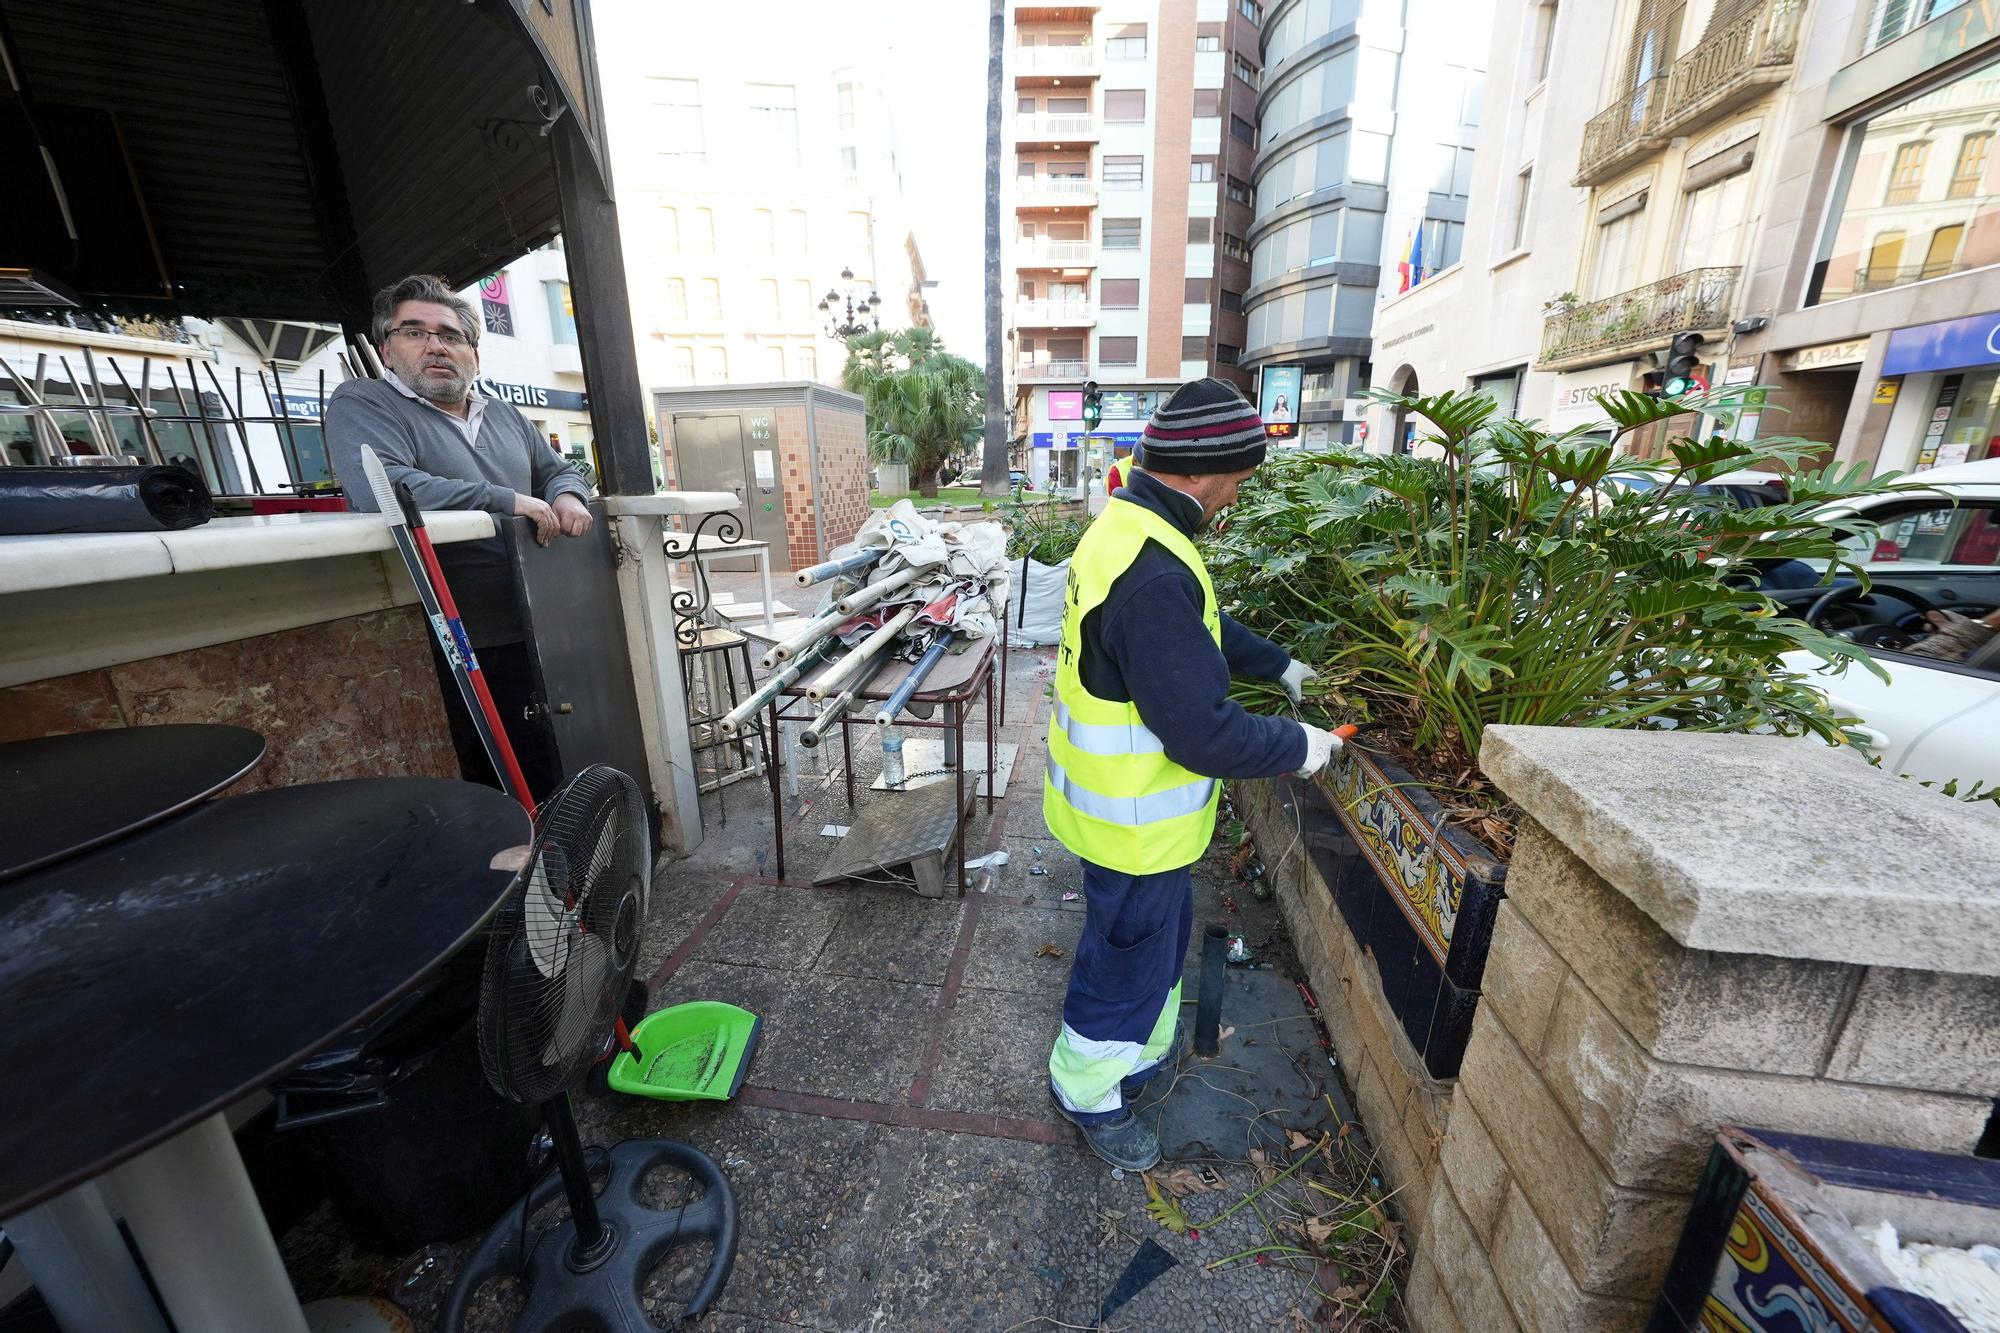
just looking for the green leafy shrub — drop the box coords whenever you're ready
[1005,497,1088,564]
[1209,387,1902,799]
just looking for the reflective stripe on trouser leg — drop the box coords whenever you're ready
[1049,859,1194,1123]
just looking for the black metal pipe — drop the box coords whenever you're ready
[544,1095,608,1258]
[1194,924,1228,1056]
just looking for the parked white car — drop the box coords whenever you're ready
[1772,457,2000,792]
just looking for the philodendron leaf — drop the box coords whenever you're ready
[1383,573,1454,607]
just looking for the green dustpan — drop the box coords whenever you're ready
[608,1001,761,1102]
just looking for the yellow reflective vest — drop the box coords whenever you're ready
[1043,497,1222,874]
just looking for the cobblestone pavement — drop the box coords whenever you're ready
[281,572,1407,1330]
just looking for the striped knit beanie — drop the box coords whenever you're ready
[1136,377,1267,475]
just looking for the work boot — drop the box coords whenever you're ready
[1122,1018,1188,1098]
[1052,1096,1162,1171]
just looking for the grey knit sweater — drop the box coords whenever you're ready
[326,377,590,645]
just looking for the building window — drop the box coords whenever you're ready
[1229,115,1256,147]
[1222,232,1250,261]
[648,77,704,167]
[1191,156,1217,182]
[1195,34,1221,52]
[1182,335,1207,360]
[702,345,728,384]
[543,281,578,345]
[1103,217,1142,249]
[836,80,856,131]
[1951,132,1992,198]
[767,346,786,378]
[1216,343,1240,365]
[1221,288,1243,313]
[1233,55,1260,88]
[1101,278,1140,308]
[1226,176,1252,206]
[1189,217,1214,243]
[788,209,810,250]
[664,278,687,320]
[1099,336,1138,365]
[661,207,680,250]
[1528,1,1560,84]
[1923,222,1966,277]
[1104,156,1145,190]
[1866,0,1976,54]
[1106,27,1147,59]
[1887,140,1931,204]
[797,345,818,379]
[841,146,859,175]
[1185,277,1210,303]
[1675,167,1751,273]
[692,207,715,253]
[1510,166,1533,251]
[752,208,774,252]
[671,345,695,384]
[1104,89,1147,122]
[698,278,722,319]
[1193,89,1221,118]
[746,83,800,167]
[761,279,781,320]
[792,279,813,317]
[849,210,873,256]
[1811,58,2000,304]
[1237,0,1262,24]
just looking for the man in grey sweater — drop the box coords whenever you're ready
[326,273,596,799]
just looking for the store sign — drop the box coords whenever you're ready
[1549,372,1630,425]
[1259,366,1301,438]
[278,394,325,421]
[476,377,589,412]
[1031,431,1054,449]
[1100,391,1140,419]
[1880,312,2000,376]
[1874,380,1901,405]
[1048,390,1083,420]
[1782,338,1869,372]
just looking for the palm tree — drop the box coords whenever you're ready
[979,0,1008,498]
[842,328,983,497]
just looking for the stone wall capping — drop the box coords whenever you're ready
[1480,727,2000,977]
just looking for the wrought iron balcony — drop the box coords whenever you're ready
[1538,267,1740,370]
[1575,0,1806,186]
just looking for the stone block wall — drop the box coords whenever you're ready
[1246,728,2000,1333]
[0,606,458,789]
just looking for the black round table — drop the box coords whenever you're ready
[0,723,267,882]
[0,777,531,1332]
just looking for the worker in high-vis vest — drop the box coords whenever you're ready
[1045,378,1342,1170]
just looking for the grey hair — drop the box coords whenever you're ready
[370,274,480,346]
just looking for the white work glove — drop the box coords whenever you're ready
[1296,723,1342,777]
[1280,658,1316,705]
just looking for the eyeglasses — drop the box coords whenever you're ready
[387,326,473,348]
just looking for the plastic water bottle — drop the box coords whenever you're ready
[881,731,906,788]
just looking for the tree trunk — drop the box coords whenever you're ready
[978,0,1009,499]
[916,465,940,498]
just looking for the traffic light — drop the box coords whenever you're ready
[1664,332,1707,396]
[1082,381,1102,431]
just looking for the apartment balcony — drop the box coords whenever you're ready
[1017,238,1098,267]
[1016,113,1099,145]
[1014,45,1101,79]
[1016,177,1099,208]
[1016,358,1091,380]
[1014,299,1096,327]
[1574,0,1806,186]
[1538,267,1740,371]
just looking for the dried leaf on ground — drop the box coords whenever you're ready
[1304,1215,1340,1247]
[1034,942,1065,958]
[1153,1166,1217,1197]
[1285,1129,1314,1151]
[1141,1173,1190,1236]
[1095,1207,1127,1248]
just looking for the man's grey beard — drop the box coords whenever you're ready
[410,363,471,404]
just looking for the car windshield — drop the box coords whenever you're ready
[1838,504,2000,568]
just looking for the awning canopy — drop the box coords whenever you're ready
[0,0,607,329]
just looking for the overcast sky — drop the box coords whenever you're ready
[875,4,990,359]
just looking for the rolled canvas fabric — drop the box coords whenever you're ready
[0,465,214,534]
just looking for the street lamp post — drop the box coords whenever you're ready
[819,267,882,340]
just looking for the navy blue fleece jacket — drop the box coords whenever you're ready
[1077,469,1308,779]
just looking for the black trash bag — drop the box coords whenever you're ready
[0,465,214,535]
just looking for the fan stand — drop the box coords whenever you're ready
[439,1095,736,1329]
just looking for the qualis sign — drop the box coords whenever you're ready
[475,376,589,412]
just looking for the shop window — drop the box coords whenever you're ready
[1886,140,1931,205]
[1950,132,1991,198]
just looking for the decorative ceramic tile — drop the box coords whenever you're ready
[1325,749,1466,965]
[1702,1186,1870,1332]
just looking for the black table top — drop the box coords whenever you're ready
[0,724,267,883]
[0,778,531,1217]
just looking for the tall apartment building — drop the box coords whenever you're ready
[595,3,933,396]
[1241,0,1491,448]
[1006,0,1236,491]
[1367,0,2000,476]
